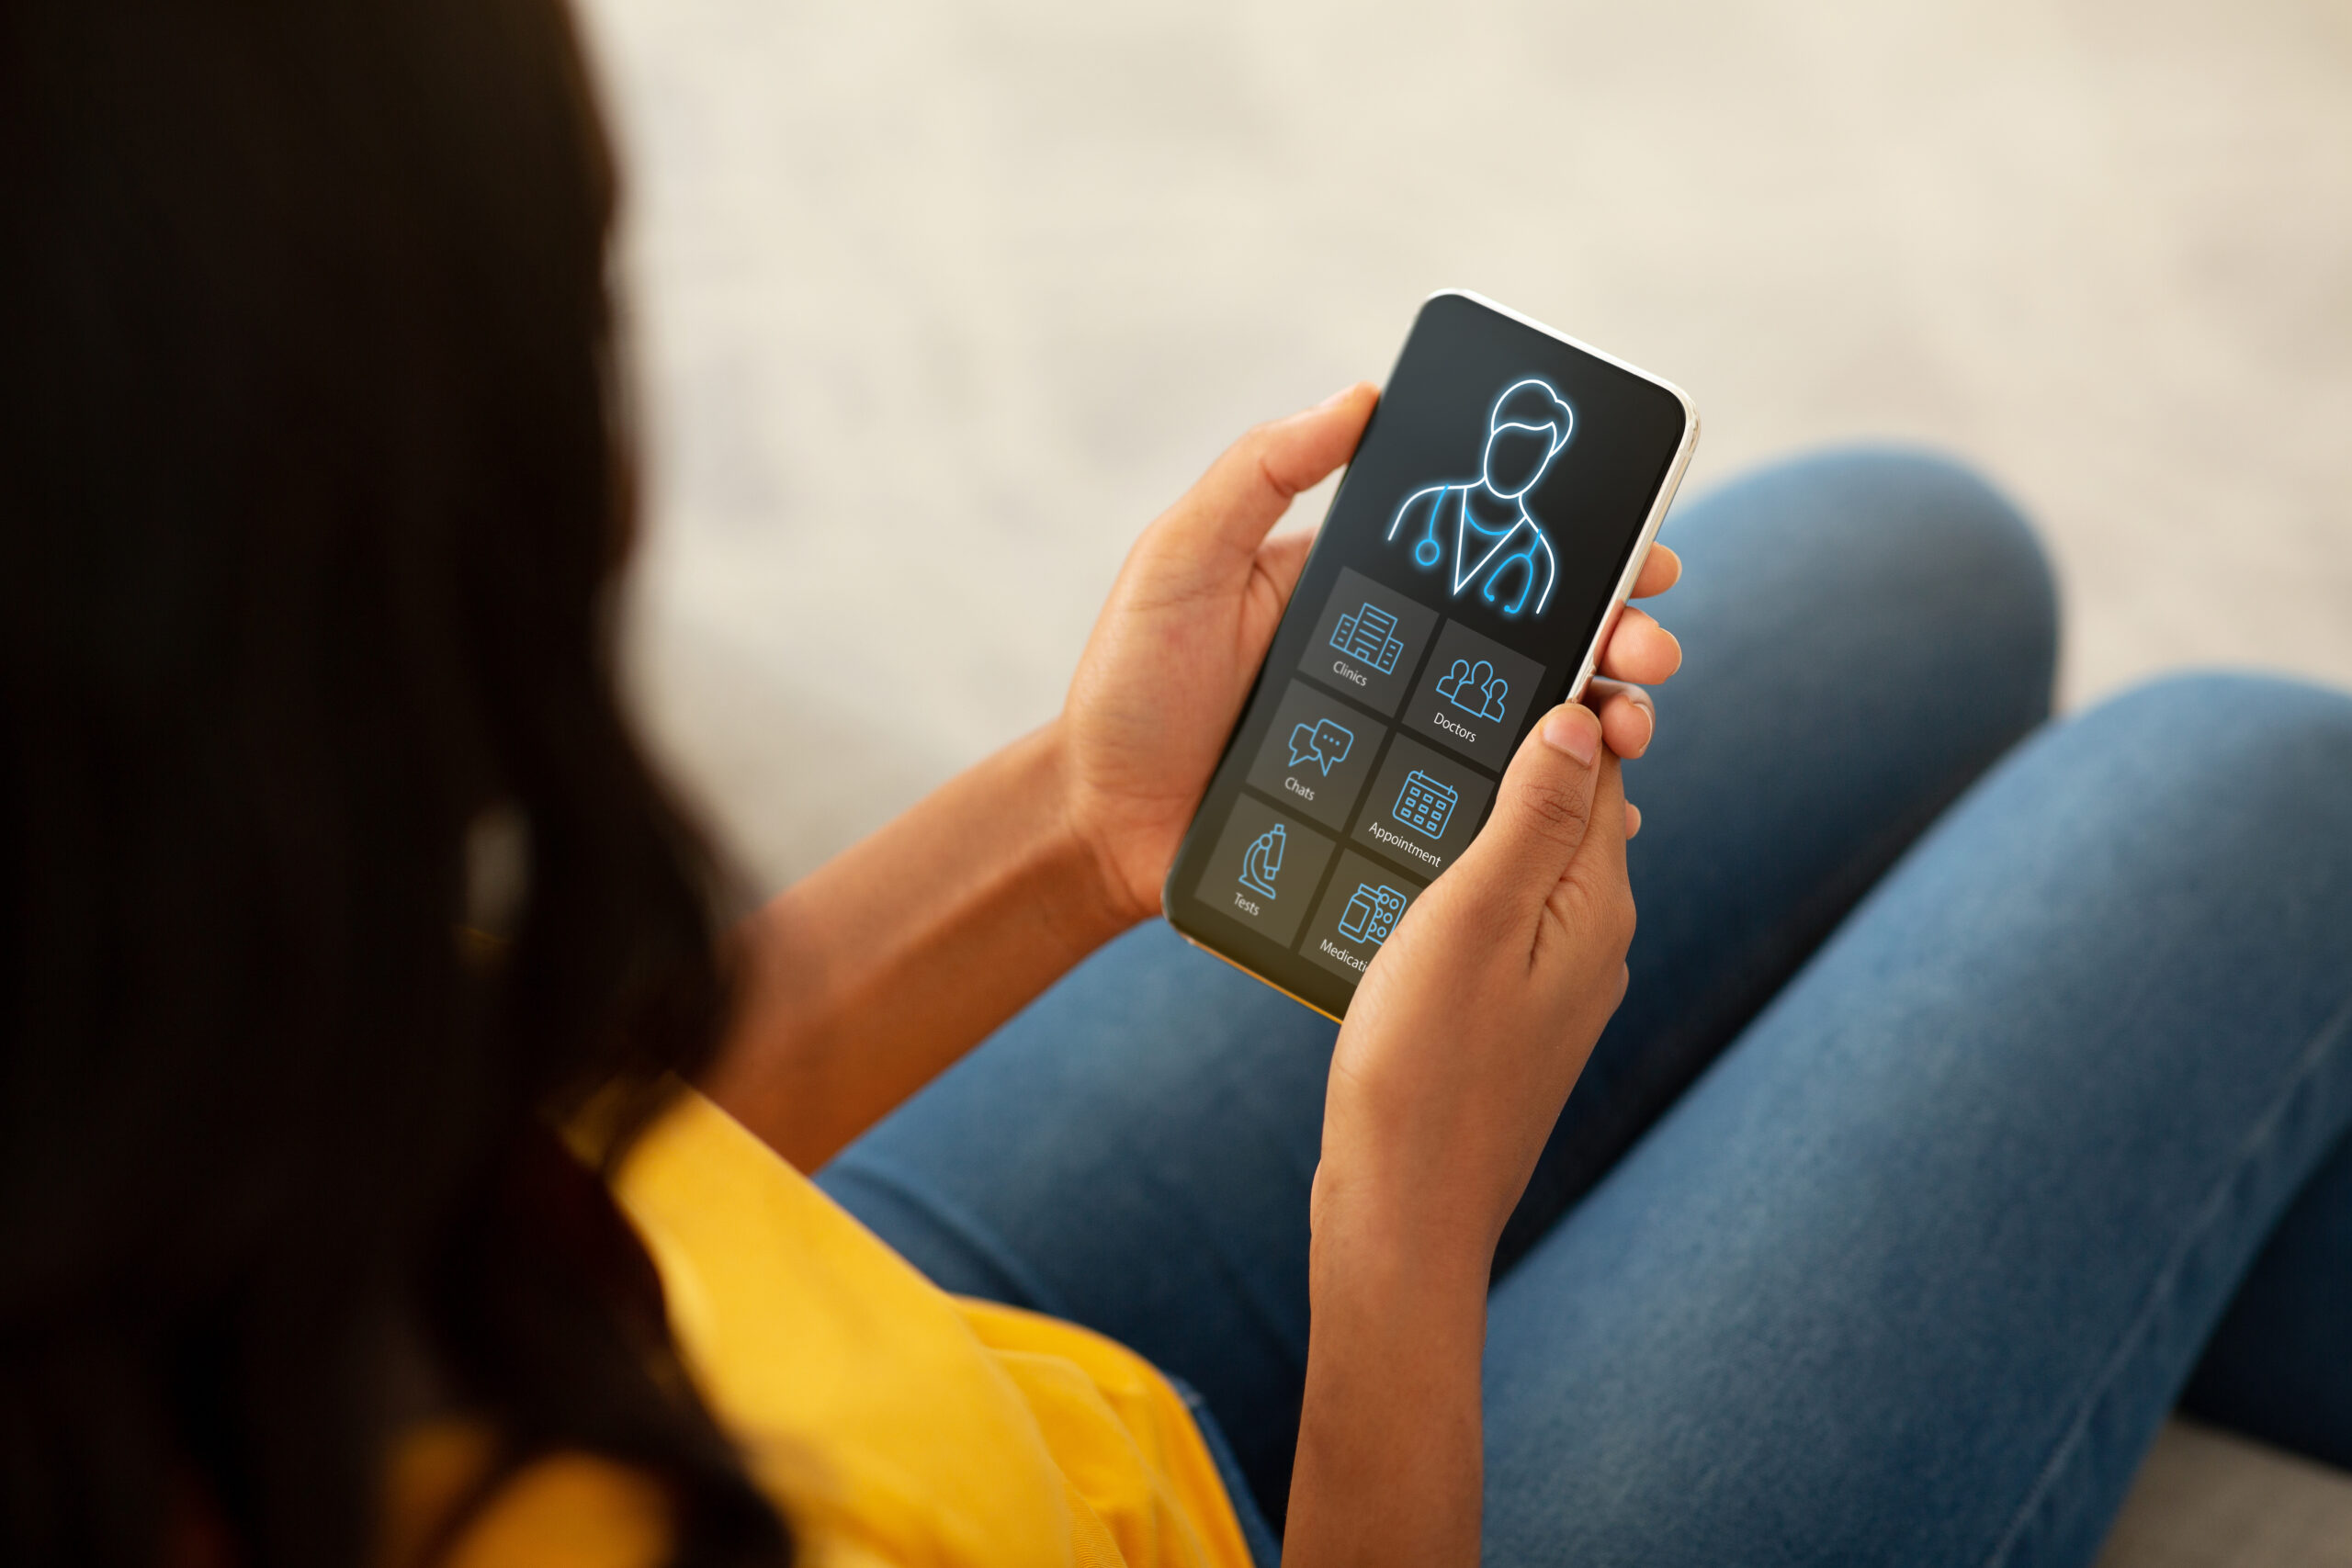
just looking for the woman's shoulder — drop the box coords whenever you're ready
[383,1422,672,1568]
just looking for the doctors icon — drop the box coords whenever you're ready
[1287,717,1354,777]
[1330,601,1405,674]
[1386,377,1572,617]
[1338,882,1408,947]
[1435,658,1510,723]
[1238,823,1285,900]
[1391,770,1458,840]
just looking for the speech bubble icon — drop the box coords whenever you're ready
[1288,716,1355,775]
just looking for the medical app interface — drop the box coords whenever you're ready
[1173,294,1690,1015]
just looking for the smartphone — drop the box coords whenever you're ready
[1161,290,1699,1021]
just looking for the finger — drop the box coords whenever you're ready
[1630,543,1682,599]
[1625,800,1643,839]
[1256,529,1316,607]
[1160,383,1377,559]
[1586,679,1655,760]
[1597,604,1682,686]
[1556,750,1631,907]
[1456,702,1606,911]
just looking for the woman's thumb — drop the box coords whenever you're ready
[1457,703,1606,898]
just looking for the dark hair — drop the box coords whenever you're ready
[0,2,789,1563]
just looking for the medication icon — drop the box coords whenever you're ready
[1338,883,1408,947]
[1330,602,1406,674]
[1287,717,1355,776]
[1238,823,1285,900]
[1391,770,1458,840]
[1435,659,1510,723]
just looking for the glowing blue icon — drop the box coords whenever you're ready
[1330,602,1405,673]
[1338,882,1408,946]
[1435,658,1510,723]
[1392,770,1458,840]
[1386,377,1571,617]
[1238,823,1285,899]
[1287,716,1355,776]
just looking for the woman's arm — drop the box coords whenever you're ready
[704,387,1384,1170]
[1285,704,1642,1568]
[703,381,1681,1192]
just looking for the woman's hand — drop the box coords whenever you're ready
[1287,705,1642,1568]
[1060,387,1683,926]
[1321,704,1637,1272]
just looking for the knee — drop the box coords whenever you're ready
[2062,673,2352,831]
[1690,446,2053,626]
[1665,445,2060,728]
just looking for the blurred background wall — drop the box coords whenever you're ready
[572,0,2352,895]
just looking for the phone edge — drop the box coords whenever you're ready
[1159,289,1702,1016]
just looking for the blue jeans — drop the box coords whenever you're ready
[820,450,2352,1567]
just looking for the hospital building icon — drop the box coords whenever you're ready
[1330,601,1406,674]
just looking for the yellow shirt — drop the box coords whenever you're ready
[591,1087,1257,1568]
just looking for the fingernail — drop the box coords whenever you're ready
[1541,704,1600,766]
[1317,383,1359,409]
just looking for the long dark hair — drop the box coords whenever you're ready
[0,1,789,1562]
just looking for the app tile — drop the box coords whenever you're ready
[1192,793,1337,949]
[1299,850,1426,985]
[1298,567,1441,717]
[1350,732,1497,878]
[1402,619,1547,772]
[1241,680,1384,833]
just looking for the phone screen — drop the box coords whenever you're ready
[1162,292,1695,1019]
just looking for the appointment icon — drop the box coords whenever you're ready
[1238,823,1285,899]
[1338,883,1408,947]
[1391,770,1458,840]
[1386,377,1571,617]
[1435,659,1510,724]
[1329,601,1406,673]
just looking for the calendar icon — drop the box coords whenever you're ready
[1391,769,1458,840]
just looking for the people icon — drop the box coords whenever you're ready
[1385,376,1571,617]
[1238,823,1284,899]
[1338,883,1408,947]
[1435,658,1510,723]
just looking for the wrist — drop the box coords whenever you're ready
[1033,717,1151,943]
[1309,1151,1501,1308]
[1043,716,1163,931]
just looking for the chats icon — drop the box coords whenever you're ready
[1286,717,1355,776]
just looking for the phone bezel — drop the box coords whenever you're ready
[1161,289,1701,1022]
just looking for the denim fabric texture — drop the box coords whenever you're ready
[820,449,2352,1567]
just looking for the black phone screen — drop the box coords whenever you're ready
[1162,292,1695,1019]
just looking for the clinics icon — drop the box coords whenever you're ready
[1288,716,1355,777]
[1435,659,1510,723]
[1338,882,1408,947]
[1238,823,1285,899]
[1386,377,1571,617]
[1391,770,1459,840]
[1330,601,1405,674]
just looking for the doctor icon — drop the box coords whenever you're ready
[1386,377,1573,617]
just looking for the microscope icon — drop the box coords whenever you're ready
[1238,823,1285,900]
